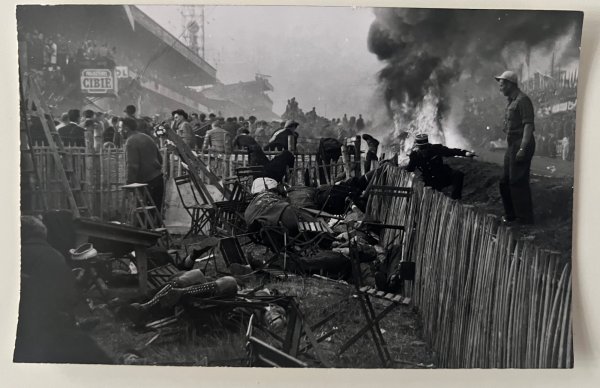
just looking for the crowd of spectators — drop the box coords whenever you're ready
[461,84,577,161]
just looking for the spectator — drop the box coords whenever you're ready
[203,121,232,154]
[123,117,165,212]
[58,109,85,147]
[356,114,365,131]
[265,120,299,151]
[171,109,194,148]
[55,112,69,130]
[233,127,260,151]
[14,216,112,364]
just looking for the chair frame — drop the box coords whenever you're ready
[173,173,214,239]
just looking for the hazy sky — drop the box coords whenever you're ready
[138,5,383,118]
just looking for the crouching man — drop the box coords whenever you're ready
[406,134,475,200]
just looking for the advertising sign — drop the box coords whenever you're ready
[115,66,129,79]
[80,68,117,95]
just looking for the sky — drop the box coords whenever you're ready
[138,5,383,119]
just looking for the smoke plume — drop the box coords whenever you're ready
[368,8,583,152]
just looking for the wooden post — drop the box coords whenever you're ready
[354,135,362,177]
[288,135,296,153]
[135,246,148,295]
[340,145,351,180]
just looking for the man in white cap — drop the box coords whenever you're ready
[495,70,535,225]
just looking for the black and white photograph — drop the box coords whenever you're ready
[14,3,583,369]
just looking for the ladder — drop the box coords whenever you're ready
[121,183,170,247]
[24,73,88,218]
[19,77,48,213]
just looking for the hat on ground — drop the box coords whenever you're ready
[284,120,299,129]
[124,105,136,115]
[69,243,98,261]
[494,70,518,85]
[415,134,429,146]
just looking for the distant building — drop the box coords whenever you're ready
[17,5,272,119]
[202,75,279,120]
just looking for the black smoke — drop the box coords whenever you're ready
[368,8,583,119]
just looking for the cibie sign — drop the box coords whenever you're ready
[80,69,116,94]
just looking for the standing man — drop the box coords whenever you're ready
[122,117,164,213]
[356,114,365,131]
[124,104,150,135]
[58,109,85,147]
[203,120,232,154]
[495,70,536,225]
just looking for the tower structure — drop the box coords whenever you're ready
[181,5,205,58]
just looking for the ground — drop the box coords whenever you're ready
[85,270,436,368]
[80,151,573,368]
[446,152,574,259]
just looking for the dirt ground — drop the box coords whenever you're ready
[85,259,436,368]
[446,157,574,259]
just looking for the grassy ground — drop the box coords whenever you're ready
[83,254,436,368]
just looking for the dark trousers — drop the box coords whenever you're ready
[146,174,165,215]
[428,169,464,200]
[365,151,378,172]
[499,138,535,223]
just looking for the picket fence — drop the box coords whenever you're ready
[367,164,572,368]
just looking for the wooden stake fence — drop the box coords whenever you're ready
[29,146,365,219]
[366,164,572,368]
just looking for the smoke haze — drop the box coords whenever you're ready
[367,8,583,150]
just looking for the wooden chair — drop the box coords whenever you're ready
[173,173,214,239]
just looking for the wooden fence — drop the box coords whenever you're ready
[367,164,573,368]
[28,145,366,220]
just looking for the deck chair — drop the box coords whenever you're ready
[336,217,411,367]
[173,173,214,239]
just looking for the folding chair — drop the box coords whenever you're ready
[363,185,411,250]
[245,297,333,367]
[258,215,335,275]
[235,165,266,194]
[336,218,411,367]
[211,181,251,236]
[218,236,251,267]
[173,174,214,239]
[246,314,308,367]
